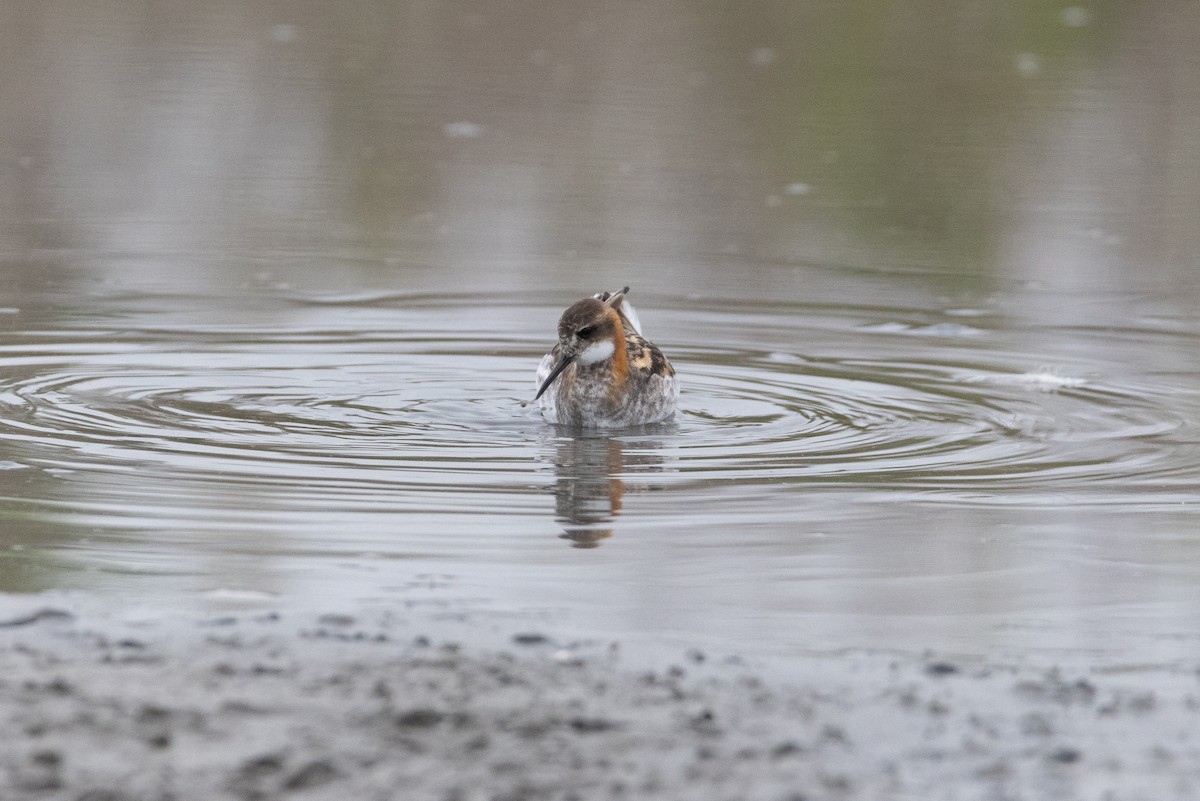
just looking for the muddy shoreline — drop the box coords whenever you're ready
[0,600,1196,800]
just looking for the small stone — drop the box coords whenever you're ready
[1049,747,1082,764]
[771,741,803,758]
[136,705,171,723]
[512,632,549,645]
[821,725,849,745]
[18,749,64,792]
[396,708,444,728]
[569,717,618,734]
[239,753,285,777]
[925,662,959,676]
[46,678,72,695]
[283,759,338,790]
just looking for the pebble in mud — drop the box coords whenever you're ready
[15,749,63,792]
[396,708,446,728]
[282,759,339,790]
[925,661,959,676]
[1048,747,1083,764]
[0,608,1198,800]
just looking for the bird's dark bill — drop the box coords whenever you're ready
[533,354,574,401]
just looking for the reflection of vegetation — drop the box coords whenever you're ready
[0,508,74,593]
[321,5,444,253]
[3,0,1191,279]
[710,2,1117,278]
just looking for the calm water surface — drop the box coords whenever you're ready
[2,2,1200,667]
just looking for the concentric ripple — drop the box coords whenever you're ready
[668,345,1198,502]
[1,294,1197,521]
[0,288,1198,661]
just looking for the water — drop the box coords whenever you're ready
[2,2,1200,668]
[1,260,1198,667]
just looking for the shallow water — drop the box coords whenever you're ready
[2,2,1200,667]
[1,260,1198,666]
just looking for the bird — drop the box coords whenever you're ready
[531,287,678,428]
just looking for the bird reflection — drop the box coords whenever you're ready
[545,432,670,548]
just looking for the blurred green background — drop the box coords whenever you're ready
[2,1,1197,292]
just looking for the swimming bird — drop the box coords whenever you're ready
[532,287,678,428]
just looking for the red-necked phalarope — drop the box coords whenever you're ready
[532,287,678,428]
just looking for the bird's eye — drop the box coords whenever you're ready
[577,325,597,339]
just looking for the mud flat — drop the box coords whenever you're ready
[0,599,1197,801]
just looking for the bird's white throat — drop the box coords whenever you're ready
[577,338,616,365]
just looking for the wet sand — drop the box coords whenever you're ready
[0,601,1197,801]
